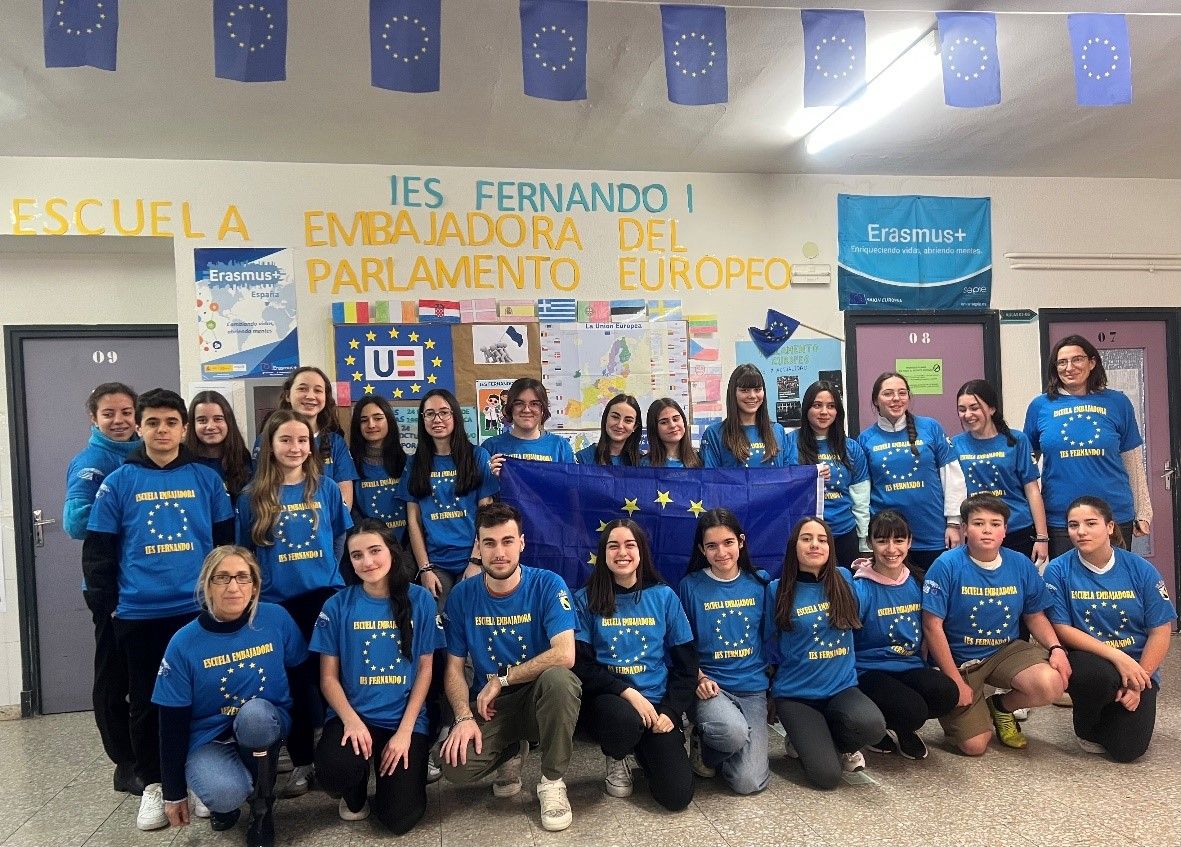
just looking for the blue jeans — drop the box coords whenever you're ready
[186,698,286,814]
[692,689,769,795]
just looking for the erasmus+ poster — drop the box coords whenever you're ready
[196,247,299,379]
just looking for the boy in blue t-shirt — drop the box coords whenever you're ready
[82,388,235,830]
[922,495,1071,756]
[438,503,580,833]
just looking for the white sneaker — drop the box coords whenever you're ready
[188,790,211,818]
[1075,735,1105,755]
[536,776,572,832]
[688,728,716,778]
[136,783,168,831]
[603,756,633,798]
[492,740,528,798]
[841,750,866,773]
[426,755,442,784]
[1012,707,1031,722]
[338,796,371,821]
[279,764,313,798]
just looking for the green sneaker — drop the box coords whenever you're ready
[987,694,1028,749]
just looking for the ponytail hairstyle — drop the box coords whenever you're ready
[594,394,643,466]
[278,366,343,465]
[586,519,663,617]
[1065,495,1125,549]
[774,517,860,631]
[871,371,919,457]
[722,364,779,464]
[408,389,481,499]
[645,397,701,468]
[249,410,321,547]
[186,390,253,498]
[797,380,852,470]
[346,520,415,660]
[956,379,1015,447]
[348,395,408,479]
[1046,335,1107,399]
[687,508,767,584]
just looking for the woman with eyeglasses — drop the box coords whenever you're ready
[152,546,306,846]
[1023,336,1150,558]
[484,378,574,474]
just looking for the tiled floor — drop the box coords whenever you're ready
[2,648,1178,847]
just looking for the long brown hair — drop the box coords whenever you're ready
[645,398,701,468]
[722,364,778,464]
[279,366,343,463]
[346,520,415,661]
[871,371,919,457]
[593,394,643,466]
[249,410,322,546]
[773,517,860,631]
[586,519,663,617]
[186,390,253,498]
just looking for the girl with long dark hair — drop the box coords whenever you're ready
[642,398,701,468]
[702,364,789,468]
[348,395,408,540]
[187,390,253,499]
[576,394,643,466]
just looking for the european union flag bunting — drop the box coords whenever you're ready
[43,0,119,70]
[1067,14,1132,106]
[499,461,822,588]
[937,12,1001,108]
[748,309,799,358]
[520,0,588,101]
[660,4,728,106]
[370,0,442,93]
[214,0,288,82]
[334,323,455,404]
[801,9,865,107]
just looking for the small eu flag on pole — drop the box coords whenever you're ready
[801,9,865,107]
[660,4,728,106]
[519,0,589,101]
[1067,13,1132,106]
[214,0,288,82]
[43,0,119,70]
[370,0,442,93]
[936,12,1001,108]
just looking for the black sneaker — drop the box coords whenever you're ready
[893,730,929,760]
[211,809,241,831]
[113,762,145,796]
[867,734,897,754]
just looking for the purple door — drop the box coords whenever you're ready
[1044,319,1177,609]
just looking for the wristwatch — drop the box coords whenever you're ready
[497,665,511,687]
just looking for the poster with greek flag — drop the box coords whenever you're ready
[43,0,119,70]
[520,0,588,101]
[936,12,1001,108]
[837,194,992,311]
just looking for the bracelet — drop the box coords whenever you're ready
[1048,645,1066,656]
[418,563,435,573]
[452,714,474,728]
[1034,536,1050,543]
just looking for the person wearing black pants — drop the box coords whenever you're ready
[85,597,139,792]
[1065,651,1159,763]
[279,586,338,778]
[316,720,431,831]
[857,669,958,757]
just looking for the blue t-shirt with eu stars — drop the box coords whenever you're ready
[355,458,408,538]
[852,571,925,673]
[677,569,770,694]
[766,570,859,700]
[310,583,439,733]
[701,422,789,468]
[483,432,575,464]
[785,433,869,536]
[952,431,1040,532]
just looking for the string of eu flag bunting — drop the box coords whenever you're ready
[44,1,1136,108]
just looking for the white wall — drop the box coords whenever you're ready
[1,156,1178,707]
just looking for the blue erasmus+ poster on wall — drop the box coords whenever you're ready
[195,247,300,379]
[837,195,992,311]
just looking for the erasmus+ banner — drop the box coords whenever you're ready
[837,195,992,311]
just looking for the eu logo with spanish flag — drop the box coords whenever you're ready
[334,323,454,403]
[499,461,822,589]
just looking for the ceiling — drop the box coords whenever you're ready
[0,0,1177,178]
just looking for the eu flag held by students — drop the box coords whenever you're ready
[499,460,822,589]
[370,0,442,93]
[1067,13,1132,106]
[660,4,729,106]
[213,0,288,82]
[43,0,119,70]
[519,0,589,101]
[936,12,1001,108]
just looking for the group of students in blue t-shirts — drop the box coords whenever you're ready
[61,331,1172,843]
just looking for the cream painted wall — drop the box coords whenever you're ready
[0,156,1178,708]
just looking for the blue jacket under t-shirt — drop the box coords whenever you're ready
[354,458,408,537]
[952,430,1040,532]
[677,568,770,693]
[237,476,353,603]
[767,570,859,700]
[922,546,1051,665]
[64,426,140,540]
[444,565,576,697]
[1044,547,1176,682]
[701,421,790,468]
[1022,389,1142,526]
[785,432,869,536]
[483,431,575,463]
[575,582,693,703]
[310,583,439,733]
[852,569,925,673]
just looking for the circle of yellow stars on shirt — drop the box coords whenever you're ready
[381,14,431,64]
[1059,413,1103,448]
[1083,600,1130,643]
[1079,37,1120,80]
[220,660,266,708]
[367,487,396,522]
[809,613,844,650]
[486,626,529,666]
[671,31,717,79]
[531,24,577,73]
[54,0,107,35]
[968,597,1012,638]
[609,626,649,666]
[814,35,856,78]
[275,509,316,551]
[225,3,275,53]
[714,608,753,649]
[966,460,1003,493]
[362,629,404,675]
[146,501,190,542]
[885,612,919,653]
[431,479,461,511]
[880,445,921,482]
[947,35,990,81]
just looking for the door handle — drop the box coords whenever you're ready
[1163,460,1178,492]
[32,508,56,548]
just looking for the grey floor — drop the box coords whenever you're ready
[2,648,1178,847]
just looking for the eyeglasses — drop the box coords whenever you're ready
[512,400,543,411]
[210,573,254,585]
[878,389,910,399]
[1055,355,1091,370]
[423,409,453,421]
